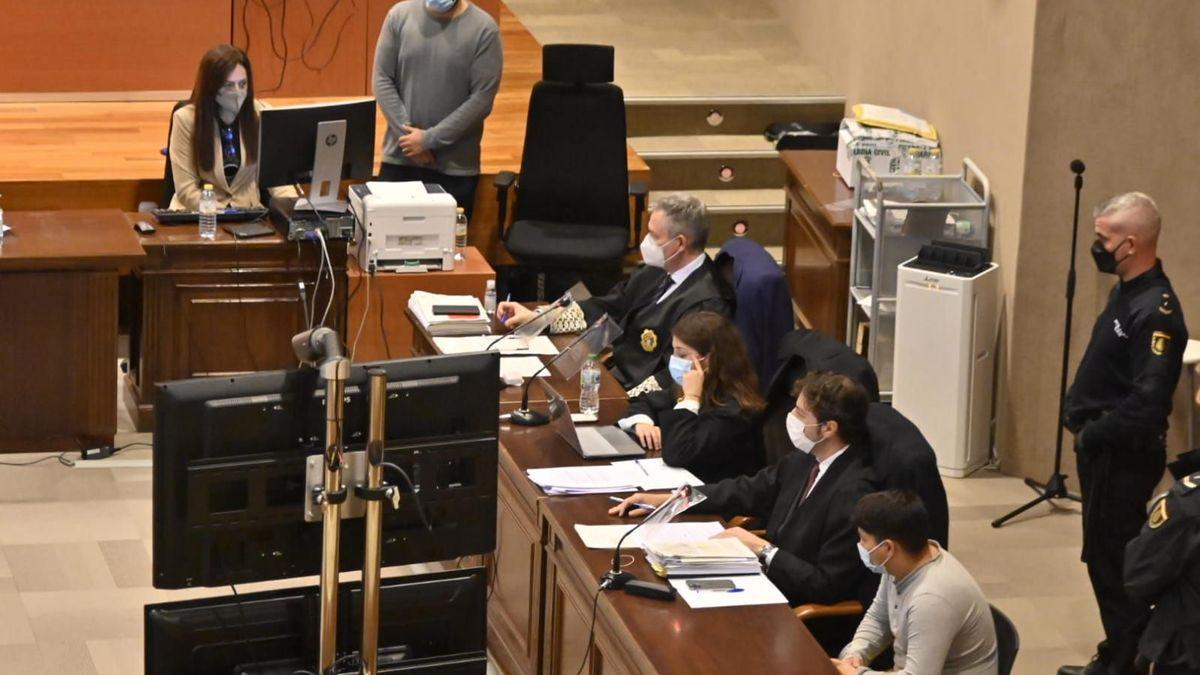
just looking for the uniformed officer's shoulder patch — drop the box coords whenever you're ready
[1148,495,1169,528]
[1150,330,1171,356]
[1158,292,1175,315]
[1183,471,1200,493]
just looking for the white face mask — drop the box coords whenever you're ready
[857,540,893,574]
[639,233,682,269]
[216,90,247,125]
[786,412,824,454]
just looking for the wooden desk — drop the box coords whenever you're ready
[540,495,838,675]
[408,313,628,416]
[123,214,346,430]
[781,150,854,341]
[347,248,495,361]
[410,321,629,675]
[0,210,146,451]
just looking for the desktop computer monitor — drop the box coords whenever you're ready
[258,99,377,212]
[151,352,500,589]
[144,567,487,674]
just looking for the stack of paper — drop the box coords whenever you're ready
[525,458,702,495]
[574,521,725,549]
[433,334,559,356]
[645,537,760,578]
[407,291,491,336]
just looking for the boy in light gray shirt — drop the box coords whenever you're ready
[834,491,999,675]
[373,0,502,216]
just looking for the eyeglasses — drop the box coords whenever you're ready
[219,79,249,93]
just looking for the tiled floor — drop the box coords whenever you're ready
[0,433,1100,674]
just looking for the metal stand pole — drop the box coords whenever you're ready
[992,160,1085,528]
[317,356,350,672]
[360,369,389,675]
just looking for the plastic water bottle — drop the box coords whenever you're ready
[579,355,601,417]
[455,207,468,249]
[483,279,497,314]
[198,183,218,240]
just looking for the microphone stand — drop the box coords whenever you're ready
[510,315,610,427]
[601,489,688,590]
[992,160,1085,528]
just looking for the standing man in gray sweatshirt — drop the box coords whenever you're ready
[373,0,502,218]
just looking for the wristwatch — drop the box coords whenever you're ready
[758,544,778,568]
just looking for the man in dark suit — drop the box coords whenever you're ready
[498,193,733,391]
[612,372,874,615]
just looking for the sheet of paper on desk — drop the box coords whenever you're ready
[611,457,704,490]
[574,521,725,549]
[500,355,547,380]
[670,573,789,609]
[433,335,559,356]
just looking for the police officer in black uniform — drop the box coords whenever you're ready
[1059,192,1188,675]
[1124,448,1200,675]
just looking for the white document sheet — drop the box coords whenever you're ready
[433,335,559,356]
[499,356,548,380]
[573,521,725,550]
[669,573,789,609]
[611,457,704,490]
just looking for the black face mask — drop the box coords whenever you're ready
[1091,239,1129,275]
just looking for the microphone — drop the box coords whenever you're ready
[292,326,345,366]
[601,487,690,590]
[1070,159,1085,190]
[486,292,572,351]
[509,315,609,427]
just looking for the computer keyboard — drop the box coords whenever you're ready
[152,207,269,224]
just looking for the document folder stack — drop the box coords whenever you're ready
[407,291,491,336]
[644,538,760,578]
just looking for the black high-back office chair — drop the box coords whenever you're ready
[160,100,189,208]
[494,44,647,297]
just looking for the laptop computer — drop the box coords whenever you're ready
[545,384,645,459]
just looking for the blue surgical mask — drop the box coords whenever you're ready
[857,540,892,574]
[425,0,457,13]
[668,354,692,385]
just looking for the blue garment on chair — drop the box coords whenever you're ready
[715,238,793,390]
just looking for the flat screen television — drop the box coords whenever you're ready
[152,352,500,589]
[143,567,487,674]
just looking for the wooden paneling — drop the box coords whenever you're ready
[235,0,370,97]
[0,1,230,93]
[126,214,346,429]
[782,150,852,340]
[0,211,145,452]
[346,247,495,360]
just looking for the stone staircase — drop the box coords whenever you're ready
[626,95,844,263]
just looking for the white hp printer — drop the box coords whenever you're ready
[349,181,457,271]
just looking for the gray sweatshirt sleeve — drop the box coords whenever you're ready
[840,576,893,665]
[423,25,502,150]
[857,592,960,675]
[372,9,411,136]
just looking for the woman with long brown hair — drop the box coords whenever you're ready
[617,310,767,482]
[168,44,271,210]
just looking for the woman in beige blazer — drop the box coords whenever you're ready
[169,44,274,210]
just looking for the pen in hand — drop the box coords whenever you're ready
[610,496,657,511]
[498,292,512,324]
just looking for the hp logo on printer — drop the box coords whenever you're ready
[324,134,339,147]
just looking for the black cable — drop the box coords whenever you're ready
[112,442,153,456]
[377,275,392,359]
[380,461,432,531]
[0,452,74,467]
[573,586,603,675]
[300,0,354,72]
